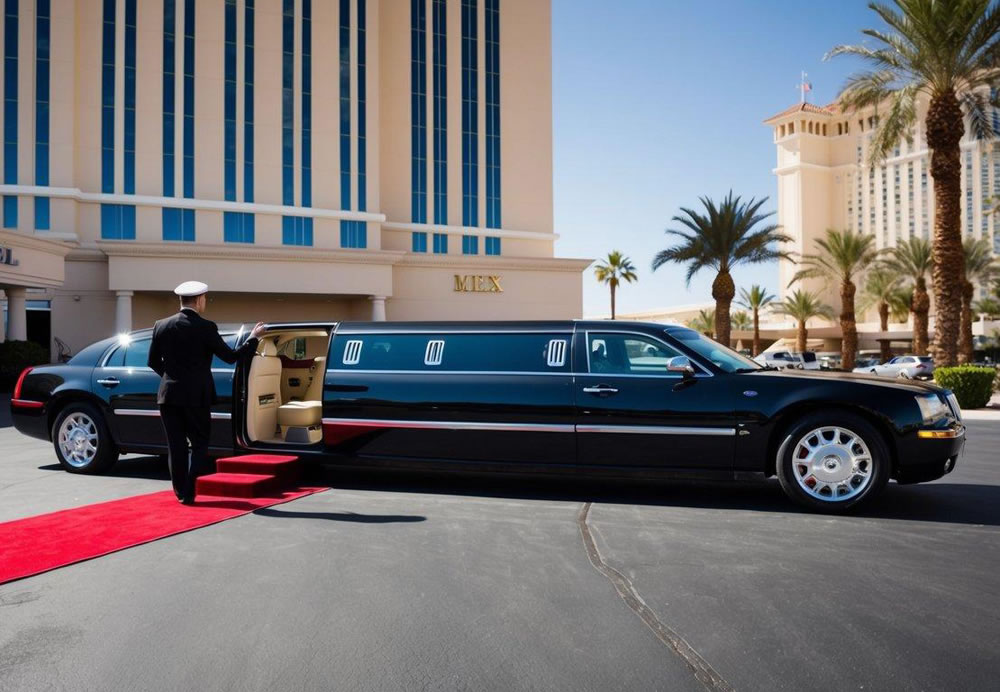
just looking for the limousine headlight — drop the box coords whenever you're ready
[914,394,949,424]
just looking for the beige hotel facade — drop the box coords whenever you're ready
[0,0,590,358]
[765,97,999,327]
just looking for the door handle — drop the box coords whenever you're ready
[97,377,120,387]
[582,385,619,395]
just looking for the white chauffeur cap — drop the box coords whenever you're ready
[173,280,208,297]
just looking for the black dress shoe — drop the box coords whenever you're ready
[179,496,194,505]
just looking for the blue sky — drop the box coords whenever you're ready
[551,0,879,316]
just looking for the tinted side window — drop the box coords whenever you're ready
[124,338,152,368]
[587,333,683,375]
[211,335,239,370]
[330,333,572,372]
[104,345,125,367]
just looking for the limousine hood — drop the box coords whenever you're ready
[742,367,947,395]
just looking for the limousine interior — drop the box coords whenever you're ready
[246,326,334,445]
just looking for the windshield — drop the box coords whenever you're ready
[666,328,761,373]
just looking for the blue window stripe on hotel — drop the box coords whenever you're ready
[485,237,500,255]
[163,208,194,242]
[162,0,175,197]
[224,211,254,243]
[34,0,50,229]
[101,0,113,194]
[462,235,478,255]
[412,231,427,253]
[283,216,312,246]
[358,0,367,211]
[461,0,477,228]
[123,0,136,195]
[102,205,136,240]
[340,220,366,249]
[339,0,350,209]
[182,0,195,200]
[302,0,312,208]
[432,0,447,226]
[224,0,236,202]
[282,0,293,207]
[3,0,16,228]
[433,232,448,254]
[485,0,500,231]
[410,0,426,228]
[244,0,255,203]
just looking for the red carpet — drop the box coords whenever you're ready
[0,486,326,585]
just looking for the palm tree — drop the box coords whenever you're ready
[973,297,1000,319]
[687,308,716,337]
[960,237,1000,362]
[883,237,934,355]
[860,266,909,362]
[827,0,1000,365]
[593,251,638,320]
[652,192,791,348]
[737,284,776,356]
[773,290,835,353]
[731,310,752,331]
[790,229,878,370]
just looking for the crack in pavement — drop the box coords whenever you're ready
[577,502,735,692]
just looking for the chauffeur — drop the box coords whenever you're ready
[148,281,266,504]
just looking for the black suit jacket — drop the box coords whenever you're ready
[147,308,259,406]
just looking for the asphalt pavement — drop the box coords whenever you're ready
[1,418,998,691]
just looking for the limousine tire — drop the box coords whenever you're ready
[776,412,889,512]
[52,402,118,475]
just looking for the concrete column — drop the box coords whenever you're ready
[369,295,386,322]
[6,287,27,341]
[115,291,134,334]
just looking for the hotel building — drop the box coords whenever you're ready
[764,98,1000,314]
[0,0,589,358]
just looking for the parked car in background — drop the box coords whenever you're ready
[853,355,935,380]
[817,352,842,370]
[754,351,819,370]
[853,356,881,371]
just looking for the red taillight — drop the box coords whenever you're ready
[12,367,32,400]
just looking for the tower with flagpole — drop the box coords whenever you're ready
[798,71,813,103]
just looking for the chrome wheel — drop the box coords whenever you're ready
[58,412,99,468]
[791,426,874,503]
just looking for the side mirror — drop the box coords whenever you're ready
[666,356,695,378]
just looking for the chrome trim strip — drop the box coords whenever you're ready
[334,328,575,335]
[329,369,573,377]
[321,417,575,433]
[320,418,733,436]
[576,424,736,436]
[113,409,231,420]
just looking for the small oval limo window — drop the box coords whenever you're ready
[546,339,567,367]
[343,340,363,365]
[424,340,445,365]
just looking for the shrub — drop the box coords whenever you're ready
[0,340,49,391]
[934,365,997,410]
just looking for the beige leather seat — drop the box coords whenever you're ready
[247,340,282,441]
[278,400,322,428]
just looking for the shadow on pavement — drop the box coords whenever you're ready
[254,507,426,523]
[35,454,1000,528]
[312,466,1000,528]
[0,394,11,428]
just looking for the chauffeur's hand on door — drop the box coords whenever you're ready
[250,322,266,339]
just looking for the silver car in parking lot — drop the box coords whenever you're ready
[853,355,935,380]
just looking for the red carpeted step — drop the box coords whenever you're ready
[196,472,282,498]
[215,454,300,481]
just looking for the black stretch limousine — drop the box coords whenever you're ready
[11,321,965,512]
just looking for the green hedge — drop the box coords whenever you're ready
[0,340,50,391]
[935,365,997,410]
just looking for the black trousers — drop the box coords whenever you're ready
[159,405,211,500]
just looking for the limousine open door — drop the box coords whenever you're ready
[573,329,736,477]
[234,322,338,453]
